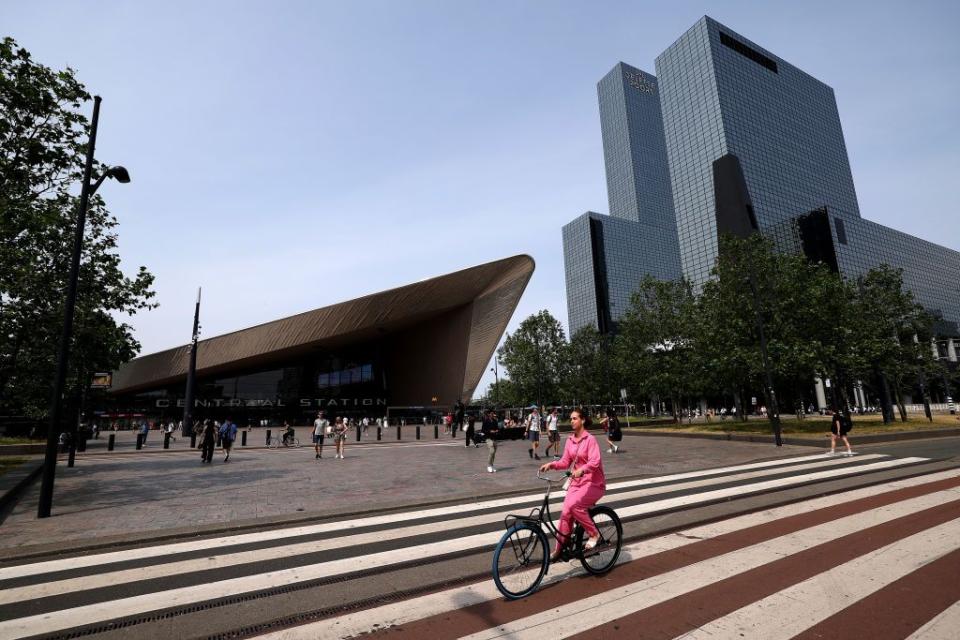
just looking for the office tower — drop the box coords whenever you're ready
[564,65,683,335]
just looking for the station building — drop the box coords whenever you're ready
[101,255,534,426]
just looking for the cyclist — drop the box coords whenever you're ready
[539,407,606,561]
[282,421,296,446]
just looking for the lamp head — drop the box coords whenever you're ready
[107,166,131,183]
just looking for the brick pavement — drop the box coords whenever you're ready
[0,431,809,550]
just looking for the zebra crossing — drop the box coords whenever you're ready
[0,451,955,639]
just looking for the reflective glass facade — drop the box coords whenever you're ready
[598,63,677,232]
[656,16,861,289]
[563,212,682,335]
[830,216,960,330]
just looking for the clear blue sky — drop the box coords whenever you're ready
[3,1,958,395]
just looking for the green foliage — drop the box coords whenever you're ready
[614,276,700,420]
[0,37,156,420]
[496,310,567,407]
[563,325,618,406]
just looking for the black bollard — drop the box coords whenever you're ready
[77,435,87,452]
[416,425,420,440]
[108,433,115,451]
[241,430,247,447]
[136,433,143,450]
[434,424,439,439]
[377,426,381,441]
[265,429,271,446]
[356,424,361,441]
[164,432,171,449]
[397,425,401,440]
[68,442,76,467]
[190,433,197,448]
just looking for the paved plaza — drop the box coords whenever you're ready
[0,430,811,552]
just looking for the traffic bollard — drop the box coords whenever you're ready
[356,425,361,441]
[77,435,87,452]
[416,425,420,440]
[434,424,439,439]
[163,432,171,449]
[136,433,143,450]
[241,430,247,447]
[377,426,381,441]
[108,433,115,451]
[397,425,401,440]
[190,433,197,448]
[265,429,271,446]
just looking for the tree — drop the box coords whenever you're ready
[497,310,567,406]
[0,37,156,424]
[615,276,700,422]
[563,326,619,407]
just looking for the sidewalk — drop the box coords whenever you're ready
[0,432,813,553]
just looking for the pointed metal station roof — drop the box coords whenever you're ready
[110,255,535,402]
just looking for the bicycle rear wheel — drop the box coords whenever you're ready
[492,524,548,599]
[575,505,622,575]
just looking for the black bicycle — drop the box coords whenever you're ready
[491,471,623,599]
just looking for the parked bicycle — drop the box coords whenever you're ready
[491,471,622,599]
[267,435,300,449]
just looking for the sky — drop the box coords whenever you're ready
[3,0,958,395]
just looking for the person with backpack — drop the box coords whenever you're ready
[219,418,238,462]
[829,408,853,456]
[600,407,623,453]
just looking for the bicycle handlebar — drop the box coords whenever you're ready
[536,470,571,483]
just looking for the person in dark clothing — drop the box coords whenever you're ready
[482,410,500,472]
[465,413,477,447]
[200,420,216,463]
[828,408,853,456]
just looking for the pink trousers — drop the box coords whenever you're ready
[556,482,604,547]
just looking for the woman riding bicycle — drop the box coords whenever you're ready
[538,408,606,561]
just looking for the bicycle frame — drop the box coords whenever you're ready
[502,474,566,554]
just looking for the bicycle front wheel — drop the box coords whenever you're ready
[492,524,548,600]
[576,505,623,575]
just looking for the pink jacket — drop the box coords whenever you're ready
[548,430,606,491]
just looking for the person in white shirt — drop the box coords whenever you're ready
[544,407,561,459]
[313,411,328,459]
[525,407,542,460]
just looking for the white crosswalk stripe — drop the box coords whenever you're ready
[0,451,954,640]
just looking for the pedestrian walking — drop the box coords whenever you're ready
[313,411,328,459]
[482,410,500,472]
[544,407,561,459]
[200,419,216,463]
[600,407,623,453]
[525,406,542,460]
[828,408,853,456]
[334,417,348,459]
[219,418,237,462]
[465,413,476,447]
[139,420,149,446]
[362,416,369,436]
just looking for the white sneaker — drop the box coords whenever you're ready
[606,448,613,453]
[487,466,496,473]
[844,451,855,456]
[585,535,600,550]
[613,445,620,453]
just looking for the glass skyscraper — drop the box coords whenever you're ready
[563,15,960,335]
[564,64,682,335]
[656,16,862,289]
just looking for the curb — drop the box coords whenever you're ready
[627,427,960,447]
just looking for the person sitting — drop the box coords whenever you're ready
[539,407,606,560]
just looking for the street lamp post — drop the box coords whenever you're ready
[38,96,130,518]
[182,288,202,436]
[490,361,500,407]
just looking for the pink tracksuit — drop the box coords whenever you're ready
[547,430,606,547]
